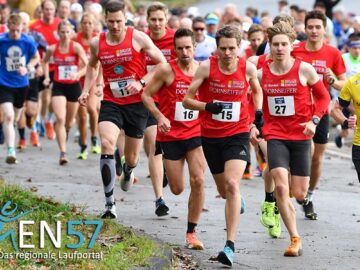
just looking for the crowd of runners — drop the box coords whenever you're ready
[1,0,360,267]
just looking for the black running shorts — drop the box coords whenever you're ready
[267,139,311,176]
[313,114,329,144]
[159,136,202,160]
[98,100,149,139]
[52,81,82,102]
[352,145,360,182]
[202,133,250,175]
[0,85,28,108]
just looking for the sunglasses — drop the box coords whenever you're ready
[194,27,205,32]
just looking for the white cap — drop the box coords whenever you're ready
[71,3,83,13]
[90,3,102,14]
[187,7,199,17]
[242,22,251,32]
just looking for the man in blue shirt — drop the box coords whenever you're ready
[0,13,39,164]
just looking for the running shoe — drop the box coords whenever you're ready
[155,197,169,216]
[240,196,246,214]
[254,166,263,177]
[185,232,204,250]
[260,201,275,228]
[302,200,318,220]
[36,121,45,137]
[30,131,40,147]
[91,145,101,154]
[45,122,55,140]
[5,148,17,164]
[268,209,281,238]
[17,139,26,150]
[0,124,4,144]
[217,245,234,267]
[76,150,88,160]
[59,153,68,165]
[101,203,117,219]
[242,164,253,180]
[284,236,302,257]
[334,135,343,148]
[119,167,134,192]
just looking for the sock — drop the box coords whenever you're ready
[46,112,54,123]
[60,151,66,158]
[226,240,235,252]
[91,136,97,146]
[100,154,116,205]
[187,222,197,234]
[123,163,135,178]
[265,192,275,202]
[80,144,87,153]
[18,128,25,140]
[307,190,314,202]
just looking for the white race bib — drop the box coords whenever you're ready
[5,56,26,72]
[109,79,135,98]
[58,65,78,80]
[211,100,240,122]
[174,102,199,121]
[268,96,295,116]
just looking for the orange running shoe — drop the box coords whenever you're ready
[30,131,40,147]
[45,122,56,140]
[284,236,302,257]
[242,164,253,180]
[185,232,204,250]
[17,139,26,150]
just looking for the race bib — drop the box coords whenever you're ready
[109,79,135,98]
[268,96,295,116]
[5,56,26,72]
[58,65,78,80]
[174,102,199,121]
[211,100,240,122]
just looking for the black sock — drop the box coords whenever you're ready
[123,163,135,177]
[265,192,275,202]
[187,222,197,233]
[244,162,251,173]
[18,128,25,140]
[91,136,97,146]
[226,240,235,252]
[80,144,87,153]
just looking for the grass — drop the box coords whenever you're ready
[0,181,165,270]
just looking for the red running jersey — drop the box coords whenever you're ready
[291,41,346,90]
[53,41,79,84]
[157,60,201,142]
[98,28,146,105]
[261,59,314,140]
[77,32,98,87]
[198,56,250,138]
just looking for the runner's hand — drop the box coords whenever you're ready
[43,78,50,87]
[250,126,262,145]
[157,115,171,133]
[17,66,28,76]
[205,102,224,114]
[78,92,89,106]
[347,115,357,129]
[300,121,316,137]
[126,81,143,95]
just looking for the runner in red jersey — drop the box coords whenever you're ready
[142,2,177,218]
[242,24,264,60]
[291,10,346,220]
[75,13,101,160]
[43,19,88,165]
[78,1,166,219]
[30,0,61,140]
[259,22,329,257]
[142,28,206,250]
[183,25,263,267]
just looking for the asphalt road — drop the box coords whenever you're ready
[1,133,359,269]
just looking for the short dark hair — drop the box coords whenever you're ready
[192,16,205,26]
[41,0,57,10]
[305,10,327,28]
[173,28,195,47]
[348,33,360,43]
[105,0,125,15]
[215,25,242,47]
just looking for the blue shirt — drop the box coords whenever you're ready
[0,33,37,88]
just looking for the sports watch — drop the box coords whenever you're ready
[139,78,146,87]
[312,116,320,126]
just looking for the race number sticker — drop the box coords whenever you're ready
[174,102,199,121]
[58,65,78,80]
[109,79,135,98]
[268,96,295,116]
[211,100,240,122]
[5,46,26,72]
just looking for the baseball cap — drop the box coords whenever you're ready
[206,13,219,25]
[71,3,83,13]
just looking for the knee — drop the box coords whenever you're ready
[3,113,14,123]
[291,187,307,201]
[170,185,184,195]
[275,184,289,199]
[190,175,204,191]
[55,116,65,125]
[217,187,226,199]
[87,105,97,116]
[100,137,116,153]
[225,178,239,195]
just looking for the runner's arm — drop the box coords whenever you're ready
[42,45,55,85]
[74,42,89,79]
[182,61,210,111]
[247,61,263,110]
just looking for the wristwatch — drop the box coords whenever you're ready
[312,116,320,126]
[139,78,146,87]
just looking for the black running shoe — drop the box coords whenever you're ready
[335,135,343,148]
[155,197,169,216]
[303,201,318,220]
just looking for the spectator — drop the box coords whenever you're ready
[192,16,216,61]
[314,0,341,19]
[205,13,219,38]
[180,17,192,30]
[168,15,180,30]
